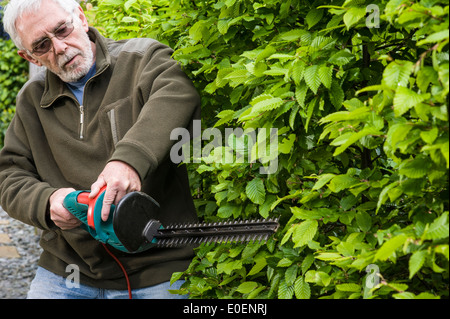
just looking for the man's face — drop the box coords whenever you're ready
[16,0,95,82]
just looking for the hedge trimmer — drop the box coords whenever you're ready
[63,188,279,253]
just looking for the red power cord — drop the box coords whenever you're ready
[102,243,132,299]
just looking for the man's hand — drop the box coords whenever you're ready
[49,188,81,230]
[89,161,141,222]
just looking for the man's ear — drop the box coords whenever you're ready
[17,50,43,67]
[76,6,90,32]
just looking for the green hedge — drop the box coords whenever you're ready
[0,38,28,148]
[92,0,449,299]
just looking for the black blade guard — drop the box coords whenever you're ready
[113,191,160,253]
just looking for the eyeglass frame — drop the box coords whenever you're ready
[27,16,75,56]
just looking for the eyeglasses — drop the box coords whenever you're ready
[30,18,74,56]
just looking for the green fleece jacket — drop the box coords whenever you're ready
[0,28,200,289]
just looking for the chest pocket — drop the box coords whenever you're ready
[102,96,135,146]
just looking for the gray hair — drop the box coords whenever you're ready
[2,0,81,50]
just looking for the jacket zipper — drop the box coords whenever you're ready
[79,105,84,140]
[76,62,109,140]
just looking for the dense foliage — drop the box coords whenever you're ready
[0,37,28,148]
[66,0,450,299]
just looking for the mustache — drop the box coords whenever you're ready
[58,49,82,68]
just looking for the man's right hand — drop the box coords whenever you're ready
[49,188,82,230]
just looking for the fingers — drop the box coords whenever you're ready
[90,161,142,222]
[100,185,127,222]
[49,188,82,230]
[51,209,82,230]
[89,178,106,199]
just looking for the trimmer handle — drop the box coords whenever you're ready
[74,186,107,230]
[63,188,160,253]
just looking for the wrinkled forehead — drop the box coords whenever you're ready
[15,1,69,48]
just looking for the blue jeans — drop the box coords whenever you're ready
[27,267,188,299]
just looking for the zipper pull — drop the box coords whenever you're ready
[79,105,84,140]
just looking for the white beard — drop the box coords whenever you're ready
[51,31,94,83]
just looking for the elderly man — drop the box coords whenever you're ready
[0,0,200,299]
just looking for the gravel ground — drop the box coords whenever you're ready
[0,206,42,299]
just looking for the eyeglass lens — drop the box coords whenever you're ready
[32,20,74,55]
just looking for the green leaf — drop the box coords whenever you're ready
[124,0,137,11]
[259,194,276,219]
[333,127,383,156]
[246,177,266,205]
[393,87,429,117]
[170,272,184,285]
[121,16,139,23]
[435,245,449,260]
[336,283,361,292]
[278,279,294,299]
[103,0,125,5]
[424,212,449,240]
[215,109,235,127]
[417,29,450,46]
[295,84,308,108]
[356,211,372,232]
[409,250,427,279]
[217,259,243,275]
[248,256,267,276]
[255,46,277,63]
[328,50,354,66]
[377,181,400,213]
[276,29,307,42]
[318,65,333,89]
[382,60,414,90]
[279,134,296,154]
[343,7,366,29]
[328,174,359,192]
[277,258,293,267]
[313,173,336,190]
[306,9,324,29]
[189,20,208,43]
[242,243,262,259]
[329,80,345,109]
[416,67,438,93]
[281,226,294,246]
[319,106,370,123]
[386,123,413,151]
[285,265,299,285]
[291,60,305,85]
[225,68,249,87]
[315,252,343,261]
[301,254,315,274]
[217,19,231,35]
[441,142,449,168]
[250,96,284,115]
[236,281,258,294]
[305,97,317,133]
[294,276,311,299]
[375,234,408,261]
[420,127,439,144]
[217,204,241,218]
[304,65,321,94]
[399,156,433,178]
[292,219,318,248]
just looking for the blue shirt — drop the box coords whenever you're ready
[66,63,96,105]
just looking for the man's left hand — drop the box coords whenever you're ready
[89,161,141,221]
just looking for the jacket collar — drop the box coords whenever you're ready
[40,27,111,108]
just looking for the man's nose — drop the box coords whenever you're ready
[51,37,68,55]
